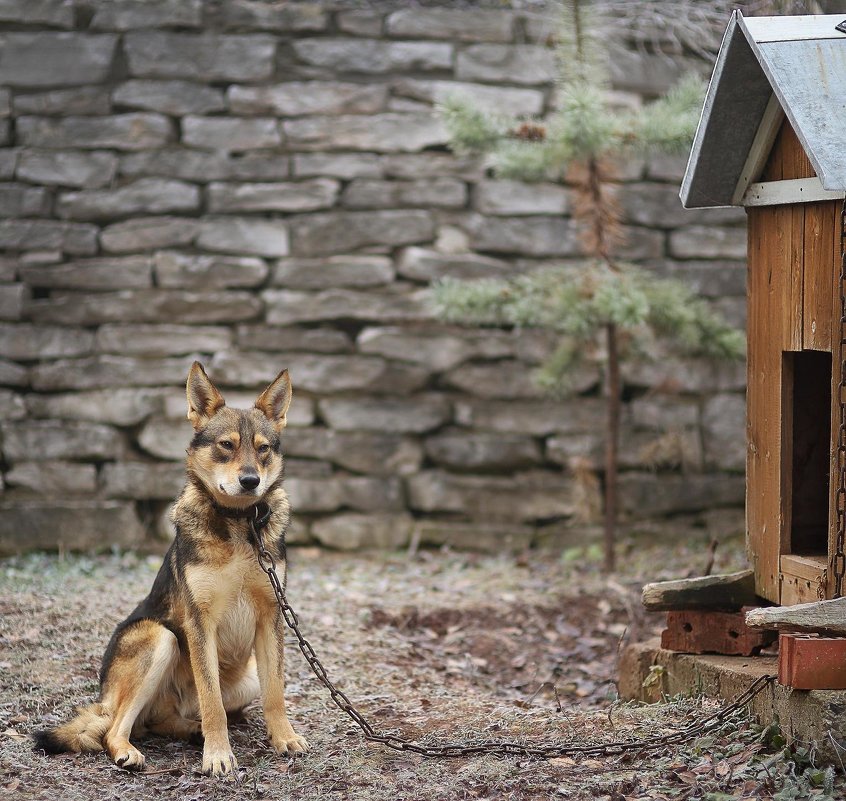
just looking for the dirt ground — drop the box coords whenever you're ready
[1,535,842,800]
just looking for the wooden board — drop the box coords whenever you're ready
[780,554,828,606]
[803,202,836,350]
[829,203,844,598]
[760,119,816,182]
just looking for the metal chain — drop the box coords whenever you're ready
[250,511,774,760]
[835,196,846,599]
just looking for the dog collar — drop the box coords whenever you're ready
[213,500,272,530]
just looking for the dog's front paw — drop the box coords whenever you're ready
[113,745,146,771]
[202,744,238,777]
[269,725,310,755]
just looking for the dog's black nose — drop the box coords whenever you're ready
[239,472,260,491]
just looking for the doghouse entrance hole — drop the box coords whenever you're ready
[787,350,831,556]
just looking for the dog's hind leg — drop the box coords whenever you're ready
[101,622,178,771]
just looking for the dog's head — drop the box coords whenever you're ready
[185,361,292,508]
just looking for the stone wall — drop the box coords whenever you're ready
[0,0,749,554]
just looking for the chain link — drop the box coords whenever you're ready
[250,509,774,760]
[835,197,846,599]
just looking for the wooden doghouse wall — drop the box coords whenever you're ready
[746,120,841,604]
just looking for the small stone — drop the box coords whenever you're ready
[16,150,118,189]
[138,418,192,460]
[102,461,186,499]
[0,183,51,217]
[0,219,98,254]
[207,179,338,213]
[465,214,580,257]
[283,113,446,153]
[57,178,199,221]
[1,419,122,461]
[228,82,386,117]
[669,226,748,260]
[5,460,98,494]
[221,1,327,32]
[182,116,281,152]
[0,284,27,321]
[425,429,542,471]
[91,0,202,30]
[702,393,746,472]
[455,398,605,436]
[100,216,199,252]
[0,0,74,28]
[0,388,25,419]
[26,387,164,426]
[19,256,152,290]
[12,87,111,116]
[154,251,268,289]
[342,177,467,209]
[0,501,144,555]
[96,323,233,355]
[234,325,352,354]
[271,255,393,289]
[318,395,450,433]
[120,148,290,183]
[292,38,452,73]
[292,152,382,179]
[396,247,511,282]
[29,354,199,392]
[18,113,174,151]
[474,180,568,216]
[456,44,556,84]
[385,9,514,42]
[0,33,117,87]
[392,79,544,116]
[124,32,276,82]
[290,210,433,255]
[262,287,430,325]
[311,513,413,551]
[337,10,382,36]
[197,217,289,257]
[113,80,225,115]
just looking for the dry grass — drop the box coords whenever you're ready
[1,535,841,800]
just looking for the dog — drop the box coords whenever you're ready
[33,362,308,776]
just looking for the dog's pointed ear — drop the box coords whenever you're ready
[186,361,225,430]
[254,369,292,431]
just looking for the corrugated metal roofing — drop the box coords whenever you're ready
[680,12,846,208]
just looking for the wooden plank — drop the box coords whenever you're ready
[803,201,837,350]
[780,554,828,582]
[829,203,844,597]
[746,596,846,633]
[741,14,846,43]
[731,93,784,205]
[780,553,827,605]
[742,177,844,207]
[641,570,756,612]
[789,203,805,351]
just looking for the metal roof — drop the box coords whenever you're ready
[680,12,846,208]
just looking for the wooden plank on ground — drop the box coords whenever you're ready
[746,596,846,633]
[642,570,756,611]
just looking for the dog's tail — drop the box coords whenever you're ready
[33,703,111,754]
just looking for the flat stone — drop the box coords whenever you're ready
[272,255,394,289]
[292,38,452,73]
[1,419,122,461]
[0,500,143,555]
[465,214,580,257]
[16,149,118,189]
[618,472,745,519]
[26,387,164,425]
[5,461,98,494]
[311,513,413,551]
[160,389,315,429]
[182,116,281,152]
[396,247,511,282]
[57,178,199,221]
[385,9,514,42]
[702,393,746,472]
[337,10,383,36]
[474,180,568,216]
[292,152,382,179]
[92,0,202,30]
[0,388,25,419]
[100,216,199,252]
[283,113,446,153]
[445,360,598,399]
[197,217,289,257]
[0,284,27,320]
[341,177,467,209]
[29,354,199,391]
[0,219,98,254]
[235,325,352,354]
[407,470,574,522]
[281,428,423,475]
[221,1,327,32]
[18,113,174,150]
[609,48,698,95]
[382,153,482,180]
[0,149,18,180]
[96,323,232,355]
[0,358,28,387]
[630,395,699,430]
[154,251,268,289]
[0,182,50,217]
[137,418,193,460]
[357,325,513,371]
[113,80,225,115]
[622,356,746,393]
[0,0,74,27]
[393,79,544,116]
[670,226,748,260]
[19,256,152,290]
[455,398,605,436]
[210,350,427,395]
[228,82,387,116]
[124,32,276,82]
[120,148,290,183]
[287,475,403,513]
[0,33,117,87]
[650,259,746,299]
[621,183,745,228]
[12,87,111,116]
[647,154,689,182]
[425,429,542,471]
[29,289,263,325]
[456,44,556,84]
[102,461,186,500]
[414,521,534,553]
[207,179,338,213]
[319,395,450,433]
[290,210,433,255]
[262,287,430,324]
[0,256,15,280]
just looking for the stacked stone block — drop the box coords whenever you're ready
[0,1,747,553]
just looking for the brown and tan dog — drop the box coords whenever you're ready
[33,362,308,776]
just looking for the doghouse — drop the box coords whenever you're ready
[681,12,846,606]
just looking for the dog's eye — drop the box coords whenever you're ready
[218,440,234,451]
[257,443,271,455]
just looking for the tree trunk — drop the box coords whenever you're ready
[604,322,620,572]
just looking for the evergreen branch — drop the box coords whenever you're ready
[438,94,504,155]
[632,73,706,155]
